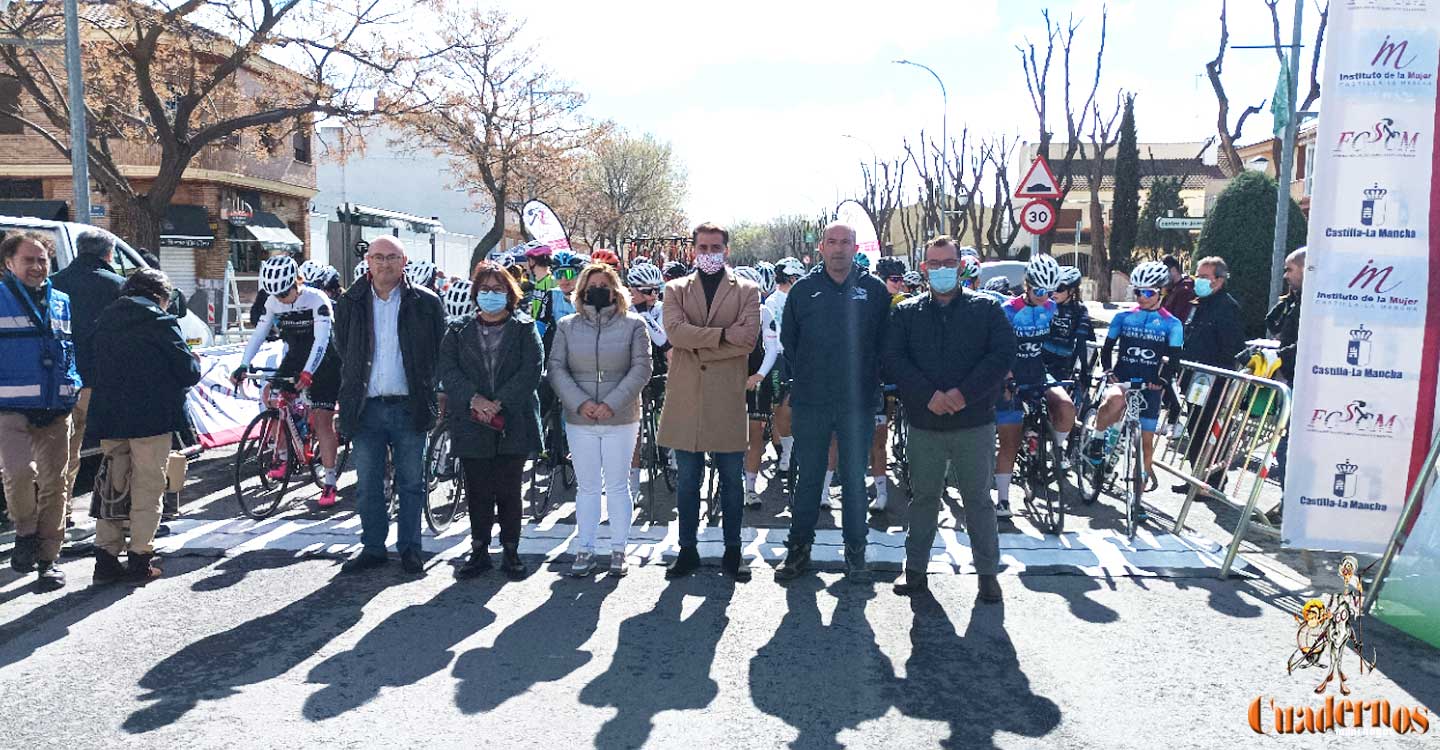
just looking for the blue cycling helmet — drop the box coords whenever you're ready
[853,253,872,271]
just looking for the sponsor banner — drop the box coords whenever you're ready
[1284,0,1440,553]
[185,342,284,450]
[521,199,571,254]
[834,199,881,269]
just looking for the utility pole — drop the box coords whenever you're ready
[1269,0,1305,305]
[62,0,89,222]
[894,60,948,231]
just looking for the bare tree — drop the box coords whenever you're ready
[984,135,1022,259]
[1206,0,1269,177]
[398,8,590,269]
[1017,6,1109,254]
[0,0,445,249]
[1299,2,1329,111]
[857,156,906,261]
[576,130,688,250]
[1081,92,1124,301]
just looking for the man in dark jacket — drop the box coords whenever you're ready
[1160,254,1196,319]
[775,222,891,581]
[333,236,445,575]
[88,268,201,583]
[1173,256,1246,491]
[1265,246,1305,495]
[885,237,1014,601]
[50,229,124,518]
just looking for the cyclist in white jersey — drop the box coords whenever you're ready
[768,257,805,470]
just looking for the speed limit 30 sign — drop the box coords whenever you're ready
[1020,199,1057,235]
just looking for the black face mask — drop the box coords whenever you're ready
[584,286,613,309]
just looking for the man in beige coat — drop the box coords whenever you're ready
[659,223,761,581]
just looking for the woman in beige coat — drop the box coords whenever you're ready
[548,263,652,578]
[657,224,761,580]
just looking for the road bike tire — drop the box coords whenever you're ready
[1026,427,1064,535]
[1072,404,1098,504]
[234,411,292,520]
[1127,428,1144,540]
[424,427,462,534]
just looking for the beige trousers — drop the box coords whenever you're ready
[0,412,72,561]
[94,434,171,556]
[62,387,91,522]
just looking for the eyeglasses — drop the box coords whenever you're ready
[886,275,905,283]
[555,268,579,280]
[924,259,960,269]
[635,287,658,295]
[1135,288,1160,299]
[475,285,508,295]
[366,253,405,264]
[1030,287,1051,297]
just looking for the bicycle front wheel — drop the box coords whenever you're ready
[234,411,291,520]
[1127,428,1144,539]
[424,428,462,534]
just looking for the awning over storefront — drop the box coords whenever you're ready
[160,204,214,249]
[0,200,68,221]
[338,204,444,234]
[239,211,303,251]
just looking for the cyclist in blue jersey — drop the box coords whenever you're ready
[993,254,1076,517]
[537,250,583,349]
[1043,265,1094,380]
[1086,261,1184,485]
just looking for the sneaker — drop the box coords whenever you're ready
[570,550,596,577]
[995,499,1013,518]
[609,550,629,577]
[318,485,339,507]
[267,463,289,481]
[820,492,836,510]
[340,551,388,573]
[775,543,811,581]
[744,490,761,509]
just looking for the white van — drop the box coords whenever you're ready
[0,215,214,347]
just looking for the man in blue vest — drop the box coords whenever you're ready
[0,232,81,591]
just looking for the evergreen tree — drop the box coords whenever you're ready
[1197,170,1307,337]
[1135,177,1194,261]
[1108,95,1140,274]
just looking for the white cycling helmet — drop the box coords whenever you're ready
[1058,266,1082,288]
[404,259,437,288]
[734,265,763,287]
[443,279,474,319]
[754,261,777,296]
[958,245,981,259]
[626,262,664,288]
[1025,254,1062,290]
[353,259,369,281]
[1130,260,1170,290]
[307,264,341,289]
[297,259,321,283]
[776,257,806,281]
[259,255,300,296]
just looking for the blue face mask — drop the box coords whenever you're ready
[1194,278,1214,298]
[475,290,508,314]
[928,267,959,294]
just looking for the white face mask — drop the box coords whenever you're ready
[695,252,726,274]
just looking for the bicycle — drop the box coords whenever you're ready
[886,385,911,500]
[232,369,324,520]
[527,395,573,519]
[638,375,676,519]
[1011,380,1072,535]
[1084,378,1152,539]
[424,421,466,534]
[1062,342,1102,504]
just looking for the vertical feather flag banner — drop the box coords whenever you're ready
[521,199,571,254]
[835,199,881,269]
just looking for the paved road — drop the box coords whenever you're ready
[0,445,1436,748]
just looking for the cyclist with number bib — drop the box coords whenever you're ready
[1043,265,1093,381]
[231,255,344,507]
[1085,261,1183,499]
[993,254,1076,517]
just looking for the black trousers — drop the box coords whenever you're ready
[462,455,526,549]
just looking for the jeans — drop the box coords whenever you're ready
[352,398,428,556]
[567,421,639,552]
[906,424,1000,575]
[674,449,744,548]
[788,403,874,549]
[462,455,526,550]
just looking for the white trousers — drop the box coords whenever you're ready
[566,421,640,552]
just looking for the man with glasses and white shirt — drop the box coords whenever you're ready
[333,236,446,575]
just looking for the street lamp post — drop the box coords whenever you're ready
[894,59,948,231]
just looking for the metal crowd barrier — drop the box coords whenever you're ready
[1154,360,1292,577]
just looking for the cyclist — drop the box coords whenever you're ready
[768,257,805,471]
[591,249,621,268]
[443,278,475,324]
[306,264,343,301]
[230,255,345,507]
[854,252,873,274]
[537,250,583,347]
[523,241,556,316]
[626,260,671,502]
[979,275,1012,302]
[734,265,780,508]
[404,259,441,294]
[877,257,910,306]
[902,269,925,294]
[662,260,690,284]
[298,259,322,284]
[1043,265,1094,381]
[993,254,1076,517]
[352,258,369,283]
[1086,261,1184,503]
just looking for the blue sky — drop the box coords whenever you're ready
[495,0,1325,224]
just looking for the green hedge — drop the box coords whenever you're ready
[1196,170,1307,338]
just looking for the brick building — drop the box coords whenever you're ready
[0,6,316,300]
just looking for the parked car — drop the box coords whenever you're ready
[979,260,1027,290]
[0,215,213,347]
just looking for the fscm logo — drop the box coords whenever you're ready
[1307,400,1403,437]
[1334,118,1423,157]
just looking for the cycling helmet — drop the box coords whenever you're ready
[1130,260,1170,290]
[297,259,321,283]
[958,245,981,260]
[552,250,580,270]
[734,265,763,287]
[405,259,437,288]
[853,253,872,271]
[259,255,299,296]
[662,260,690,280]
[1025,254,1062,290]
[754,261,777,295]
[958,255,981,282]
[983,276,1012,294]
[902,270,924,288]
[352,258,369,281]
[591,249,621,267]
[307,264,341,290]
[1058,266,1082,289]
[626,262,664,288]
[775,257,805,281]
[497,250,523,269]
[443,279,474,319]
[521,240,551,258]
[876,256,906,278]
